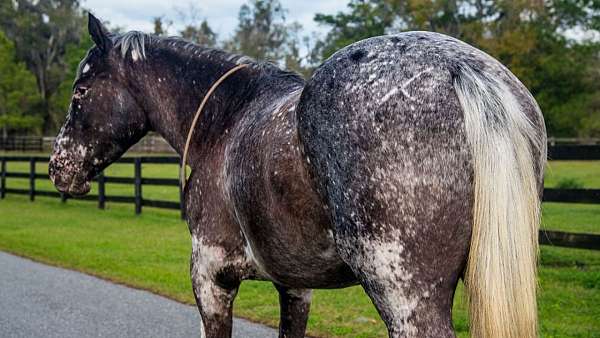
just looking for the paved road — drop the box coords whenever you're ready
[0,251,277,338]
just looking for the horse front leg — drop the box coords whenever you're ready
[190,244,240,338]
[274,284,312,338]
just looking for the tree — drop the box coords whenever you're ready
[173,4,217,47]
[181,20,217,47]
[0,30,42,137]
[0,0,85,134]
[225,0,288,62]
[225,0,311,75]
[153,16,170,36]
[314,0,394,59]
[314,0,600,137]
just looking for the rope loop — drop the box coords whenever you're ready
[180,63,250,192]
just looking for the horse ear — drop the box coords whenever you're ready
[88,13,112,53]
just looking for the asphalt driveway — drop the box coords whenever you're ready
[0,251,277,338]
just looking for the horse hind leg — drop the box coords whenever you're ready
[336,225,466,338]
[274,284,312,338]
[329,151,471,337]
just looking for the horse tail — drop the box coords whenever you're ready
[454,65,545,338]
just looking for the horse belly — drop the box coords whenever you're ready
[228,95,357,288]
[243,219,358,288]
[234,146,357,288]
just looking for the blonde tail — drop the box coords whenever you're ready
[454,66,545,338]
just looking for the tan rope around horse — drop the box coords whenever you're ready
[180,63,249,191]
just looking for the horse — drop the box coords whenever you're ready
[49,13,546,338]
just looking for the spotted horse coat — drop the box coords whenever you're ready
[50,14,546,338]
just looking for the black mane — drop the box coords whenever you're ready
[112,31,305,85]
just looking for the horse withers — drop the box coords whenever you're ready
[49,13,546,338]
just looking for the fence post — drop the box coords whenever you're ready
[1,157,5,199]
[98,171,105,209]
[29,157,35,201]
[134,157,142,215]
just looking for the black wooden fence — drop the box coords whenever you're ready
[1,145,599,250]
[0,136,43,152]
[0,156,185,219]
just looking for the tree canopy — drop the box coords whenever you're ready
[0,0,598,137]
[314,0,600,137]
[0,0,87,134]
[0,30,41,137]
[223,0,311,75]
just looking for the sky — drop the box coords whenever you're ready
[79,0,600,43]
[81,0,349,40]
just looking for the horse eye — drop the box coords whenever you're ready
[74,86,89,99]
[76,87,88,95]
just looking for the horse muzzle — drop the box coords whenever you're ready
[49,154,92,196]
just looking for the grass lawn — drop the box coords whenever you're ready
[545,161,600,188]
[0,156,599,337]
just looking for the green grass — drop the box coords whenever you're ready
[545,161,600,189]
[542,203,600,234]
[0,157,599,337]
[0,195,598,337]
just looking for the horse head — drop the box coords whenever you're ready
[49,13,149,195]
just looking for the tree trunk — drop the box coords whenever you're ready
[35,63,54,135]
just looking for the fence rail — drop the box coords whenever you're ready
[0,155,184,219]
[3,136,599,154]
[0,136,43,152]
[1,144,599,250]
[2,135,176,153]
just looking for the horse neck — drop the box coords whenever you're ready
[130,47,263,160]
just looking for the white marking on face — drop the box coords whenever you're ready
[131,50,140,62]
[82,64,90,73]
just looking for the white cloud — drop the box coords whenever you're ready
[81,0,347,39]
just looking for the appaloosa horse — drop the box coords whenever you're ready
[49,13,546,338]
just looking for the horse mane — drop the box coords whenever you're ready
[111,31,305,83]
[113,31,153,60]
